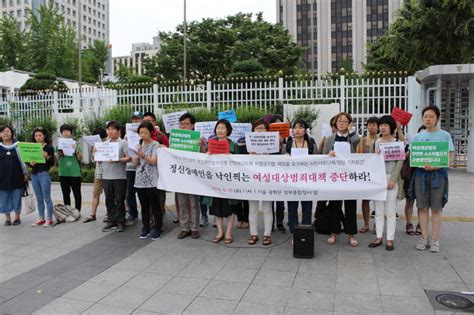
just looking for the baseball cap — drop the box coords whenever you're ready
[131,111,143,119]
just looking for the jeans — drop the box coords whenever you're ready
[126,171,138,218]
[287,201,313,233]
[103,179,127,224]
[0,188,23,214]
[200,198,208,218]
[31,172,53,219]
[59,176,82,211]
[272,201,285,225]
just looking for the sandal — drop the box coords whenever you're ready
[247,235,259,245]
[359,226,369,233]
[236,222,243,228]
[262,236,272,246]
[415,224,422,235]
[327,235,337,245]
[4,220,11,226]
[406,223,415,235]
[212,235,224,243]
[349,236,359,247]
[240,222,249,229]
[83,215,96,223]
[368,239,383,248]
[224,237,233,244]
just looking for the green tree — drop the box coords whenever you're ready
[85,40,109,82]
[366,0,474,73]
[0,15,25,69]
[143,13,304,81]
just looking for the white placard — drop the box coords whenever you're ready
[58,138,76,156]
[162,111,187,133]
[291,148,309,156]
[94,142,120,161]
[378,141,405,161]
[334,142,351,154]
[83,135,102,148]
[195,121,252,143]
[321,123,332,138]
[245,132,279,154]
[157,148,388,201]
[125,123,141,157]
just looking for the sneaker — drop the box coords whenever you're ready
[177,230,191,239]
[43,220,53,227]
[151,229,161,240]
[370,210,375,218]
[124,219,135,226]
[416,237,429,251]
[429,240,440,253]
[116,223,125,232]
[199,216,208,227]
[139,227,150,239]
[32,219,45,227]
[102,222,117,232]
[277,223,287,233]
[396,213,400,221]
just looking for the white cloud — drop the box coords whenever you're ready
[110,0,276,57]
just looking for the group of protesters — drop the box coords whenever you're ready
[0,104,454,252]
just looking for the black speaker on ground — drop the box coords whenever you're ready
[293,225,314,259]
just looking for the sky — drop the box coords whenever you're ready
[110,0,276,57]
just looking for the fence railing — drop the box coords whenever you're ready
[0,75,410,133]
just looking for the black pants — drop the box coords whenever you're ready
[103,179,127,224]
[59,176,82,211]
[137,187,163,231]
[314,200,329,220]
[272,201,285,225]
[328,200,358,235]
[126,171,138,218]
[235,200,249,223]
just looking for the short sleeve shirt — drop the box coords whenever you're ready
[410,130,454,151]
[134,141,159,188]
[101,139,129,180]
[57,141,82,177]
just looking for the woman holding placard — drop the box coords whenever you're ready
[0,125,28,226]
[30,127,55,227]
[246,119,274,245]
[202,119,239,244]
[357,116,379,233]
[410,106,454,253]
[323,112,360,246]
[368,115,404,251]
[285,119,318,234]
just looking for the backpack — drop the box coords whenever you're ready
[53,204,81,224]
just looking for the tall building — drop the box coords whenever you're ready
[1,0,110,72]
[112,36,161,77]
[277,0,404,73]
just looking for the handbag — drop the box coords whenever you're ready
[22,182,36,214]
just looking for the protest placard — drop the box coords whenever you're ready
[410,141,449,167]
[208,139,230,154]
[195,121,217,140]
[391,107,413,126]
[245,132,279,154]
[321,123,333,138]
[170,129,201,152]
[229,123,252,143]
[58,138,76,156]
[291,148,309,156]
[269,122,290,138]
[157,148,387,201]
[83,135,102,148]
[378,141,405,161]
[94,142,120,161]
[162,111,187,133]
[218,109,237,123]
[18,142,45,163]
[334,142,351,154]
[125,123,141,157]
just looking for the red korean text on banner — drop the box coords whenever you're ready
[208,139,230,154]
[269,122,290,138]
[391,107,413,126]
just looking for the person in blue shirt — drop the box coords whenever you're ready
[410,106,454,253]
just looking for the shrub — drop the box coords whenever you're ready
[235,107,268,123]
[19,117,58,142]
[62,117,84,139]
[288,106,320,127]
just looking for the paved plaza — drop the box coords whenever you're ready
[0,169,473,314]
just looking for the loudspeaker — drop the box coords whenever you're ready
[293,225,314,259]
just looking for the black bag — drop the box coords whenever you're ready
[401,150,414,181]
[313,201,331,235]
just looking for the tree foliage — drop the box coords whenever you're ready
[143,13,304,81]
[366,0,474,73]
[0,15,26,70]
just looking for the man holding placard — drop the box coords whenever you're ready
[97,121,131,233]
[174,113,203,239]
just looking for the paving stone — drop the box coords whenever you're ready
[241,284,290,307]
[139,292,194,313]
[0,290,55,315]
[253,269,296,287]
[283,307,333,315]
[292,272,336,291]
[381,295,434,314]
[335,273,380,295]
[234,302,285,314]
[183,296,238,314]
[177,262,223,280]
[62,281,118,303]
[377,275,426,297]
[58,264,108,281]
[82,303,134,315]
[199,280,249,301]
[214,266,259,284]
[261,257,301,272]
[33,297,92,315]
[124,272,173,291]
[334,292,383,314]
[89,268,138,286]
[286,287,334,311]
[160,276,209,296]
[99,285,155,309]
[31,277,84,297]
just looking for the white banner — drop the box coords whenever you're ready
[245,132,279,154]
[157,148,387,201]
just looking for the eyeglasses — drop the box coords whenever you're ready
[179,122,192,126]
[337,121,350,124]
